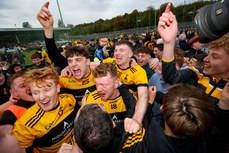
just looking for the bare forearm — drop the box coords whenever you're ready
[162,41,175,61]
[133,95,148,124]
[44,27,54,39]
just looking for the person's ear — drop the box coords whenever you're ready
[128,50,133,58]
[114,79,119,88]
[86,58,90,66]
[10,89,18,97]
[57,84,61,93]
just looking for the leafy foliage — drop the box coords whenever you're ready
[70,1,214,35]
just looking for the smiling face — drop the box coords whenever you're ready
[114,44,133,69]
[203,47,229,79]
[29,79,60,111]
[32,58,41,66]
[136,52,151,67]
[13,66,22,73]
[67,55,90,80]
[10,76,34,102]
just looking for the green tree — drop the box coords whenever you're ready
[22,22,32,28]
[58,19,65,28]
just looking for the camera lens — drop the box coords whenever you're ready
[194,0,229,43]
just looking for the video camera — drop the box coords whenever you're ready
[194,0,229,43]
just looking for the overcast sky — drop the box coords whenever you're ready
[0,0,196,28]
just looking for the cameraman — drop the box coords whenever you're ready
[159,3,228,152]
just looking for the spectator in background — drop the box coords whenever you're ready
[128,35,142,51]
[186,35,205,57]
[149,47,184,93]
[41,47,53,65]
[153,43,163,60]
[10,63,24,74]
[178,33,191,51]
[0,69,10,105]
[94,37,110,61]
[12,54,21,65]
[134,46,155,80]
[16,49,26,68]
[87,39,96,61]
[186,27,194,40]
[28,52,47,69]
[148,61,170,94]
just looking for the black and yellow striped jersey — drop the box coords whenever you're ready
[86,88,136,134]
[13,94,79,153]
[188,66,227,102]
[162,59,228,103]
[59,72,96,105]
[86,90,128,122]
[120,117,209,153]
[103,58,148,93]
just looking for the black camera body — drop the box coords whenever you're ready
[194,0,229,43]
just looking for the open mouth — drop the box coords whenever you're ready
[73,69,81,76]
[204,64,210,69]
[99,93,105,98]
[41,101,50,107]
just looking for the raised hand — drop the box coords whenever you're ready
[37,1,54,38]
[158,3,178,44]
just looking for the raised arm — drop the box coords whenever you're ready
[159,3,197,85]
[37,2,68,69]
[37,2,53,38]
[158,3,178,61]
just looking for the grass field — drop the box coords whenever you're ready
[23,50,36,66]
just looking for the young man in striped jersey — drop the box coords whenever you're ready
[13,67,80,153]
[85,63,137,153]
[37,2,96,106]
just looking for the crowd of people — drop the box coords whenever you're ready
[0,2,228,153]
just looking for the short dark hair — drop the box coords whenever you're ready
[31,53,41,59]
[65,46,90,59]
[154,43,164,51]
[134,46,151,55]
[74,104,114,153]
[10,63,23,74]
